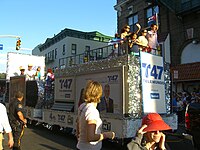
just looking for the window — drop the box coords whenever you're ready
[85,46,93,56]
[62,44,66,55]
[128,13,138,32]
[55,48,57,59]
[71,44,77,55]
[48,52,51,60]
[97,48,103,60]
[85,46,90,52]
[52,50,54,60]
[45,54,47,62]
[146,6,159,27]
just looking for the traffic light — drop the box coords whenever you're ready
[16,39,21,50]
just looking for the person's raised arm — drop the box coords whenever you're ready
[135,23,141,34]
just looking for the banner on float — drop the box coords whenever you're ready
[54,77,75,102]
[140,52,166,113]
[76,69,122,114]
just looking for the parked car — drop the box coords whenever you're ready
[185,102,200,149]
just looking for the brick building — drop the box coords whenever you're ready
[114,0,200,92]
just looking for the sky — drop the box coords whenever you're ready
[0,0,117,73]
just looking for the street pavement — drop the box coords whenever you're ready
[3,125,74,150]
[2,124,196,150]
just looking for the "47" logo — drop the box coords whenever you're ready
[59,79,72,89]
[142,63,163,80]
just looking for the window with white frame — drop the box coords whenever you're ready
[71,44,77,55]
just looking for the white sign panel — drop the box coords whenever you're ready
[140,52,166,113]
[6,52,45,80]
[55,77,75,102]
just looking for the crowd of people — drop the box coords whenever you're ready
[172,90,200,123]
[110,23,160,56]
[19,64,41,81]
[19,65,54,88]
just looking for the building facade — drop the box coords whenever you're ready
[32,28,113,72]
[114,0,200,93]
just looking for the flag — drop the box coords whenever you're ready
[108,38,123,45]
[0,44,3,50]
[148,14,156,24]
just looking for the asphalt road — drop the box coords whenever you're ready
[3,125,75,150]
[2,124,196,150]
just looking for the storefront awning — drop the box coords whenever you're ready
[171,62,200,81]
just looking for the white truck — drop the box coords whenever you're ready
[23,49,177,144]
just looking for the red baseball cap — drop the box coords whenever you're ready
[142,113,172,132]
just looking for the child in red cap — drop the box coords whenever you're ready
[127,113,172,150]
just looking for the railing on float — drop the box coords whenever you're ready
[59,45,114,69]
[58,43,162,69]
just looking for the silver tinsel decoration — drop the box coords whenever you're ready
[55,55,171,118]
[127,55,142,118]
[35,80,45,109]
[56,56,129,77]
[164,62,171,114]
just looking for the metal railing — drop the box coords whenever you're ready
[59,45,115,68]
[58,43,162,69]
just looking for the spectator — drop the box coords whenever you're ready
[177,96,184,123]
[76,80,115,150]
[35,66,41,81]
[127,113,171,150]
[9,91,27,150]
[26,64,35,80]
[120,25,131,54]
[147,24,160,55]
[137,29,149,52]
[129,33,140,55]
[172,92,178,113]
[190,92,197,103]
[0,103,14,150]
[45,68,54,87]
[19,66,25,76]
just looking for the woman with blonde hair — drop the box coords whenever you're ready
[76,80,115,150]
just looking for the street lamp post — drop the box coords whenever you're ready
[0,35,21,50]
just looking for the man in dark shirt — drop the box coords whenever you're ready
[9,91,27,150]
